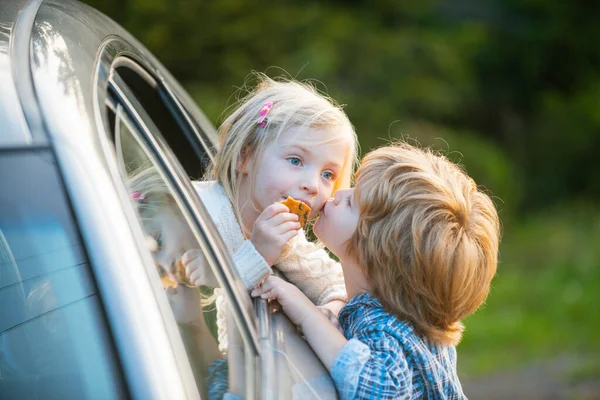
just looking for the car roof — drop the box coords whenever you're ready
[0,0,217,150]
[0,0,38,146]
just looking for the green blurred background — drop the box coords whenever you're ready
[83,0,600,397]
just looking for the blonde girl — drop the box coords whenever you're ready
[183,74,359,351]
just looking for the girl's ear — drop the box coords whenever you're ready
[115,110,152,178]
[236,148,252,174]
[236,158,249,174]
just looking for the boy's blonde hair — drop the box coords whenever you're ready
[349,142,500,346]
[210,74,358,233]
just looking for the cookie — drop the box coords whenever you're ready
[160,259,193,288]
[280,196,311,228]
[161,275,177,289]
[176,259,194,287]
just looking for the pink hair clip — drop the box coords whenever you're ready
[130,191,147,204]
[257,101,273,128]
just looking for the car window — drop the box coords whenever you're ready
[101,57,339,399]
[0,150,128,399]
[108,98,254,399]
[109,58,213,181]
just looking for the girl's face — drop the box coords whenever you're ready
[242,126,350,223]
[146,203,197,282]
[313,188,359,258]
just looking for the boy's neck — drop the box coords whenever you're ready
[339,255,371,300]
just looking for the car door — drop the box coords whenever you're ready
[92,27,337,400]
[96,49,261,400]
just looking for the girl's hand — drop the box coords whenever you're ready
[250,203,301,266]
[181,249,219,287]
[165,284,202,325]
[251,275,316,327]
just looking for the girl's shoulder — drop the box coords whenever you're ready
[192,180,227,201]
[192,180,230,221]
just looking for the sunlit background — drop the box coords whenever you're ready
[82,1,600,398]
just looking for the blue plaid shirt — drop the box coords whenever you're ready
[330,293,466,400]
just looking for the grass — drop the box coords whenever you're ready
[457,203,600,380]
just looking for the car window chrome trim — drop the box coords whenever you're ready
[108,73,261,354]
[155,72,216,166]
[94,37,215,166]
[256,298,276,398]
[111,55,216,174]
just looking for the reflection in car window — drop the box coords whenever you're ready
[113,107,248,399]
[0,150,128,399]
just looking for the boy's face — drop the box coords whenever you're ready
[314,188,359,257]
[241,126,349,221]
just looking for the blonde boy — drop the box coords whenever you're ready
[253,142,500,399]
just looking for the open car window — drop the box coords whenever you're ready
[98,52,337,399]
[104,62,260,399]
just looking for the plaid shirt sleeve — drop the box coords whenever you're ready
[331,334,413,400]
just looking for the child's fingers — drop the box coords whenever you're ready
[189,267,205,286]
[181,249,203,267]
[264,211,299,228]
[250,285,271,298]
[280,229,299,244]
[251,275,282,298]
[273,220,301,235]
[260,203,290,220]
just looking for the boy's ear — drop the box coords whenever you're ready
[115,113,152,178]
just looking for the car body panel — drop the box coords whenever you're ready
[0,0,39,146]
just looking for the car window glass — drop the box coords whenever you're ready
[0,150,128,399]
[113,106,250,399]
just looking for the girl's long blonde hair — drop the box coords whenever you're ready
[209,73,358,234]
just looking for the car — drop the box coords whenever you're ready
[0,0,337,399]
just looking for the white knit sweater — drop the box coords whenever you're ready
[193,181,347,352]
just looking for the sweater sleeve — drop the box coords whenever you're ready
[193,181,272,290]
[275,230,347,306]
[231,240,272,289]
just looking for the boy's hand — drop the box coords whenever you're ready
[181,249,219,287]
[251,203,300,266]
[251,275,315,327]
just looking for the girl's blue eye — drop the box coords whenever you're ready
[322,171,335,181]
[155,234,163,249]
[288,157,302,167]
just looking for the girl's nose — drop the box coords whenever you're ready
[301,173,319,195]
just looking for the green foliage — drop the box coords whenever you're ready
[458,204,600,378]
[82,0,600,213]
